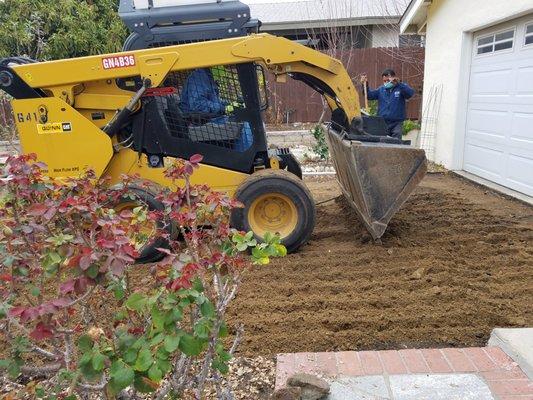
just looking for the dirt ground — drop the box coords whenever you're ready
[228,173,533,357]
[1,172,531,399]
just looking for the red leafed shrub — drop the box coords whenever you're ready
[0,154,285,399]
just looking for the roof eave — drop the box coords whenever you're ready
[400,0,431,33]
[261,16,401,31]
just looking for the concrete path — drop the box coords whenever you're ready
[276,347,533,399]
[489,328,533,380]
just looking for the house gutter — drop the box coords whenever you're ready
[400,0,431,33]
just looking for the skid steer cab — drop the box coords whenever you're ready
[0,33,426,261]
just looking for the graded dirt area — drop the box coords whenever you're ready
[228,173,533,357]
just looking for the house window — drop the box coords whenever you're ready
[525,23,533,46]
[476,29,514,55]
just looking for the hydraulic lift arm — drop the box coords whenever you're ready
[2,33,361,129]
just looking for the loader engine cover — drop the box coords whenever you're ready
[326,127,427,240]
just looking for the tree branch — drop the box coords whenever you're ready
[21,363,61,377]
[230,325,244,356]
[32,345,59,360]
[8,316,59,360]
[77,380,107,391]
[66,284,97,308]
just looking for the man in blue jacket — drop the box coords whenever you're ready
[179,68,228,123]
[361,69,415,139]
[179,68,253,151]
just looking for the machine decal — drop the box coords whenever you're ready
[17,112,38,123]
[102,55,136,70]
[52,166,80,174]
[36,122,72,134]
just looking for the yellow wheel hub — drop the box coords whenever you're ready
[248,193,297,239]
[114,201,157,250]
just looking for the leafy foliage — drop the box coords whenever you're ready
[402,119,421,136]
[310,124,329,160]
[367,100,378,117]
[0,0,127,60]
[0,93,15,141]
[0,154,285,398]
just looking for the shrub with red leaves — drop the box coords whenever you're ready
[0,153,285,399]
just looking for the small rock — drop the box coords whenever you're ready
[387,248,394,255]
[287,373,330,400]
[410,267,426,280]
[271,387,302,400]
[430,286,442,295]
[360,233,371,244]
[509,316,526,326]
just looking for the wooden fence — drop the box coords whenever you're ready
[264,46,425,124]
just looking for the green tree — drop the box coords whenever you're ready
[0,0,127,61]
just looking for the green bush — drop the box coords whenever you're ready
[368,100,378,117]
[0,0,127,60]
[311,125,329,160]
[402,120,421,136]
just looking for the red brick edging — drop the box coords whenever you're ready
[276,347,533,399]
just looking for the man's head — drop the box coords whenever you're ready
[382,68,396,84]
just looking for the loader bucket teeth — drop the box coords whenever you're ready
[326,128,427,240]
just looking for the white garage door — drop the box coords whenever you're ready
[464,15,533,196]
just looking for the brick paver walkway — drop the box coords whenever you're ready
[276,347,533,399]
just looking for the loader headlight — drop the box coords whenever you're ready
[148,154,163,168]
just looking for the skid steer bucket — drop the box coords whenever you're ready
[326,128,427,240]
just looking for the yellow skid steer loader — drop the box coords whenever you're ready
[0,0,427,262]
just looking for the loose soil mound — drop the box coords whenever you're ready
[228,173,533,356]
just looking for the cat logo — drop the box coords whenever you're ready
[37,122,72,134]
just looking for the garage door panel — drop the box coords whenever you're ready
[463,15,533,197]
[510,111,533,149]
[467,109,508,139]
[466,130,507,147]
[463,143,505,178]
[516,66,533,95]
[469,68,513,99]
[506,154,533,196]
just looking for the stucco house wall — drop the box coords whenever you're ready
[417,0,532,169]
